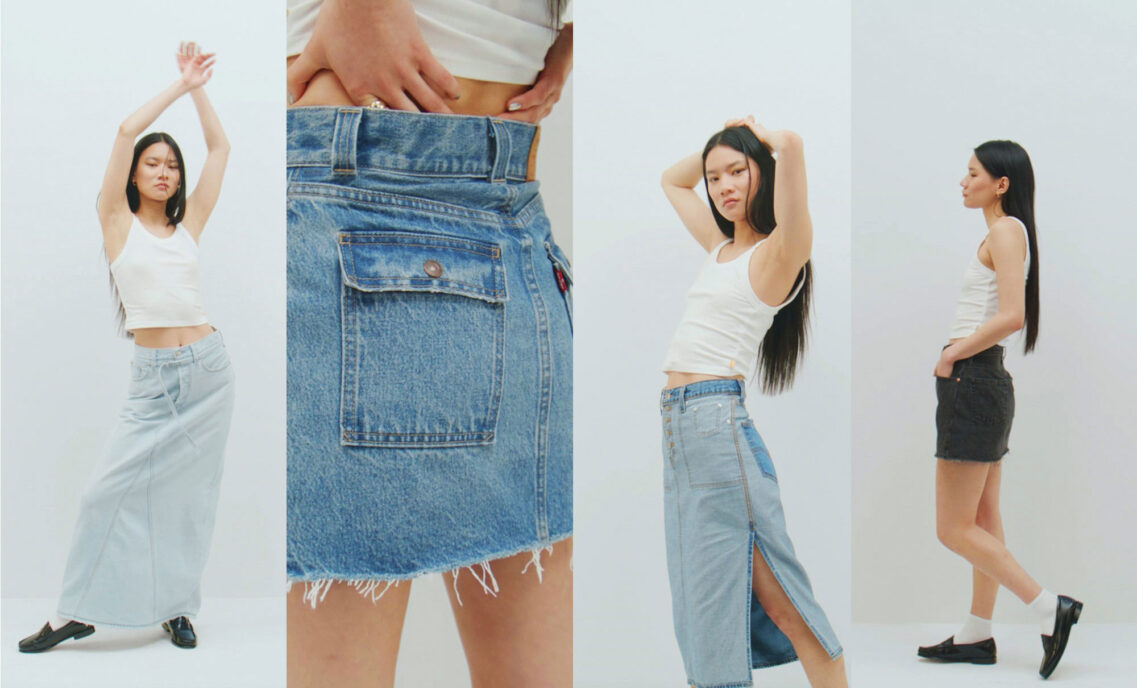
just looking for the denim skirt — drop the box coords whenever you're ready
[56,330,235,627]
[286,108,573,590]
[660,380,841,688]
[935,345,1014,462]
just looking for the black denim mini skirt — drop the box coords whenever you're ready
[935,345,1015,462]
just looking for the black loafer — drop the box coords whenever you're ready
[162,616,197,649]
[18,620,95,653]
[1040,595,1083,679]
[917,635,996,664]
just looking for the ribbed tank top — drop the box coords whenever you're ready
[949,215,1030,341]
[109,216,209,332]
[663,239,804,381]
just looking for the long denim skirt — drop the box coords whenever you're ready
[286,108,573,593]
[57,330,235,627]
[660,380,841,688]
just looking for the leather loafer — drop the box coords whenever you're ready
[1040,595,1083,679]
[162,616,197,649]
[18,620,95,653]
[917,635,996,664]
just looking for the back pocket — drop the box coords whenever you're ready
[338,231,507,447]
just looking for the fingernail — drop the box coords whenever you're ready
[287,92,295,105]
[508,102,521,112]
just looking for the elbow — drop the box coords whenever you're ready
[1007,312,1025,333]
[778,131,803,153]
[117,122,137,140]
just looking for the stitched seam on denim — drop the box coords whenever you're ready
[732,400,757,526]
[544,241,573,333]
[673,409,692,673]
[752,535,841,659]
[289,161,531,182]
[741,421,777,482]
[147,435,157,621]
[339,233,506,299]
[521,235,552,540]
[332,109,359,173]
[289,182,507,223]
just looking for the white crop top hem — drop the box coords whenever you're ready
[662,239,804,381]
[948,215,1030,343]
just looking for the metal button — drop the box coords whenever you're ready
[423,259,443,278]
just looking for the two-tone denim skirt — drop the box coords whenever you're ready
[935,344,1015,462]
[660,380,841,687]
[286,108,573,594]
[57,330,235,626]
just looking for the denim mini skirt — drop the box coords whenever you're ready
[286,108,572,592]
[660,380,841,688]
[935,344,1014,462]
[57,330,235,627]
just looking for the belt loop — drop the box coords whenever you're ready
[679,385,688,413]
[332,108,362,175]
[739,380,746,403]
[488,119,510,182]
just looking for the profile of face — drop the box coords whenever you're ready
[704,145,760,223]
[960,153,1008,210]
[132,142,181,203]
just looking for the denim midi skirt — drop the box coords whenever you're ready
[935,344,1015,462]
[286,108,573,590]
[57,331,235,627]
[660,380,841,688]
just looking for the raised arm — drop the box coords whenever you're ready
[97,79,192,235]
[740,119,811,270]
[935,218,1027,376]
[661,152,728,252]
[175,43,227,238]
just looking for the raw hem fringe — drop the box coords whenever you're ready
[288,532,572,610]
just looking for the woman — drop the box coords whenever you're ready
[18,42,233,653]
[917,140,1081,680]
[284,2,573,686]
[660,118,847,688]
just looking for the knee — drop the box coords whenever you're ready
[762,599,809,639]
[936,521,965,552]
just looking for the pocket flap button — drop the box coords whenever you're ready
[423,259,443,278]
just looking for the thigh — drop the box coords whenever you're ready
[287,581,412,688]
[936,458,993,527]
[446,538,573,688]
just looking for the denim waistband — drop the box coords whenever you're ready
[660,379,745,409]
[132,329,224,365]
[287,108,539,182]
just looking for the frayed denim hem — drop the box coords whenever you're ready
[287,531,572,609]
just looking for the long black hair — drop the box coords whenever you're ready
[974,140,1039,353]
[702,125,812,394]
[108,132,187,337]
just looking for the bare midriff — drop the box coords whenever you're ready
[286,57,531,117]
[132,324,215,349]
[664,371,745,390]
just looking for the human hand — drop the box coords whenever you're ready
[286,0,460,112]
[177,42,215,90]
[723,115,796,152]
[496,24,572,123]
[934,352,957,379]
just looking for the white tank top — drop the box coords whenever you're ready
[948,215,1030,342]
[663,239,805,381]
[286,0,571,85]
[109,216,209,332]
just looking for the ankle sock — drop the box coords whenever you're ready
[1029,590,1058,636]
[955,613,993,643]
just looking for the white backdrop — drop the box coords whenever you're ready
[575,1,851,685]
[1,0,285,601]
[852,0,1137,623]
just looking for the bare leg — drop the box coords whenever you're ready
[936,459,1042,604]
[752,545,847,688]
[287,580,412,688]
[970,462,1004,620]
[446,538,573,688]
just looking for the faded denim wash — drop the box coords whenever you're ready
[58,330,235,627]
[660,379,841,688]
[287,108,572,593]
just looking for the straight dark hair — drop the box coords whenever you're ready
[702,126,812,394]
[974,140,1039,353]
[108,132,188,337]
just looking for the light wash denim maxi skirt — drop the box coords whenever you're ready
[286,108,572,596]
[57,330,235,627]
[660,380,841,688]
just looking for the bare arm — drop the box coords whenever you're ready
[182,86,230,239]
[935,218,1027,375]
[661,152,727,252]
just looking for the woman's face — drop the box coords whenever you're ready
[132,142,181,203]
[959,153,1005,209]
[704,145,759,224]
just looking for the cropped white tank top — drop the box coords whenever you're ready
[286,0,572,85]
[948,215,1030,342]
[109,216,209,332]
[663,239,805,381]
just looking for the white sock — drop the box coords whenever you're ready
[1029,590,1058,636]
[955,613,993,643]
